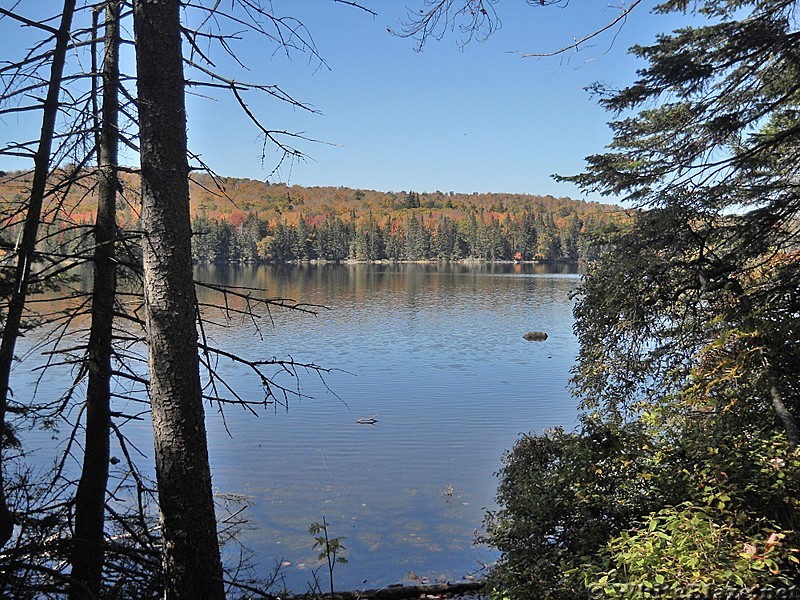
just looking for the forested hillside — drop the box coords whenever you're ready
[0,170,623,263]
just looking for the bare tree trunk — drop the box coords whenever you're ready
[132,0,225,597]
[0,0,76,549]
[69,2,121,596]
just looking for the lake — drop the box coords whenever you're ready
[18,262,582,593]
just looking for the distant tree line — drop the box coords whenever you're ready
[189,206,607,263]
[4,179,619,265]
[2,171,623,265]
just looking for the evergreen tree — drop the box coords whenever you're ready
[215,220,238,262]
[191,213,216,262]
[404,190,420,209]
[535,227,560,261]
[479,216,507,261]
[270,221,296,262]
[485,1,800,596]
[384,217,404,260]
[558,213,581,261]
[519,209,538,260]
[460,212,479,258]
[312,221,328,259]
[367,215,385,260]
[354,222,370,260]
[354,212,384,260]
[434,216,462,260]
[403,213,431,259]
[238,213,267,261]
[294,215,311,259]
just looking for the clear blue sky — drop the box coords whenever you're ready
[0,1,697,201]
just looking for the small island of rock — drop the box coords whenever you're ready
[523,331,548,341]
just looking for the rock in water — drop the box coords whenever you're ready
[523,331,548,341]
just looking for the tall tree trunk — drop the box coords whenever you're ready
[132,1,225,598]
[70,2,120,597]
[0,0,77,549]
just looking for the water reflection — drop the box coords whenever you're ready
[19,263,581,592]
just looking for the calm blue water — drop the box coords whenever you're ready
[18,262,582,592]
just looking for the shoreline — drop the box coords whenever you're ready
[194,258,586,267]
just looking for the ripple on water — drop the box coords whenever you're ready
[17,263,580,592]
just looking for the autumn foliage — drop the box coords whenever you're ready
[0,170,623,263]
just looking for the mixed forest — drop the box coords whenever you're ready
[0,171,621,263]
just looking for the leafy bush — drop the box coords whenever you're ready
[483,419,684,598]
[582,503,798,598]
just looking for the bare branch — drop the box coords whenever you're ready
[0,7,59,35]
[518,0,642,58]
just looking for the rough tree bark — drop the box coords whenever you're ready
[69,2,121,596]
[132,0,225,597]
[0,0,77,548]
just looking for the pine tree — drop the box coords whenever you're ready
[567,0,800,445]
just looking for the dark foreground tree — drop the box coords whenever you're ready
[566,0,800,446]
[70,1,122,597]
[133,0,225,597]
[1,0,352,595]
[0,0,77,548]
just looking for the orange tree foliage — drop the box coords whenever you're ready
[0,169,625,263]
